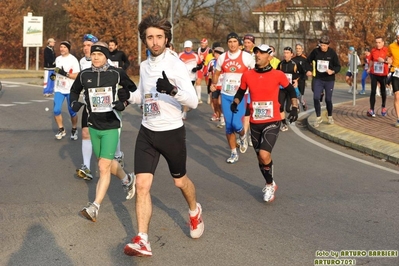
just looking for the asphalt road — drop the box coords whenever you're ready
[0,82,398,266]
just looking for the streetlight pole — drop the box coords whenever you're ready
[170,0,173,43]
[138,0,142,64]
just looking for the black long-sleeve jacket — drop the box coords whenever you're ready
[44,46,56,69]
[70,65,136,130]
[109,50,130,70]
[307,47,341,81]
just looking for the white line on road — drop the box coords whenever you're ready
[291,110,399,175]
[31,100,52,102]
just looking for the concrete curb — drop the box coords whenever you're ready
[307,110,399,164]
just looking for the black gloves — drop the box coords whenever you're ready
[230,101,238,113]
[117,87,130,102]
[55,67,68,77]
[156,71,178,96]
[50,73,56,81]
[112,101,125,111]
[288,107,298,123]
[192,63,203,73]
[71,101,85,112]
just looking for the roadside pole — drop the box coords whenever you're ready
[351,51,358,106]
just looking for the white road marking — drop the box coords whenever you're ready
[2,84,20,88]
[0,104,16,107]
[12,102,32,104]
[291,110,399,175]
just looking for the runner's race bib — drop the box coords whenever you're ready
[252,101,273,121]
[55,74,68,90]
[223,78,240,93]
[88,87,113,113]
[111,61,119,68]
[317,60,329,73]
[143,93,161,120]
[285,73,292,83]
[373,62,384,74]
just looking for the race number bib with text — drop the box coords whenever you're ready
[317,60,329,73]
[373,62,384,74]
[252,101,273,121]
[88,87,113,113]
[143,93,161,120]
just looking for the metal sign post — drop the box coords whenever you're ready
[350,51,358,106]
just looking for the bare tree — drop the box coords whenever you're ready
[63,0,138,69]
[0,1,32,68]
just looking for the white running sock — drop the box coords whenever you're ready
[82,139,92,170]
[114,139,121,157]
[121,174,129,185]
[189,204,199,216]
[196,85,201,100]
[93,202,100,209]
[138,232,148,242]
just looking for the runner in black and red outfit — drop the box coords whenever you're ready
[367,36,391,117]
[230,44,298,203]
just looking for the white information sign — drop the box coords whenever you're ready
[23,14,43,47]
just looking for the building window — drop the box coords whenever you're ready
[281,20,285,31]
[298,21,310,33]
[273,21,278,32]
[313,21,322,31]
[344,21,350,28]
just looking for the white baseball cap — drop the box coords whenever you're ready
[253,44,273,56]
[184,40,193,48]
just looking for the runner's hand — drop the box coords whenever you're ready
[156,71,177,96]
[55,67,67,77]
[112,101,125,111]
[71,101,85,112]
[288,107,298,123]
[117,87,130,102]
[230,101,238,113]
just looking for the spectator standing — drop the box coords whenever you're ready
[43,38,56,97]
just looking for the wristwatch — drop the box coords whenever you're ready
[170,86,178,96]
